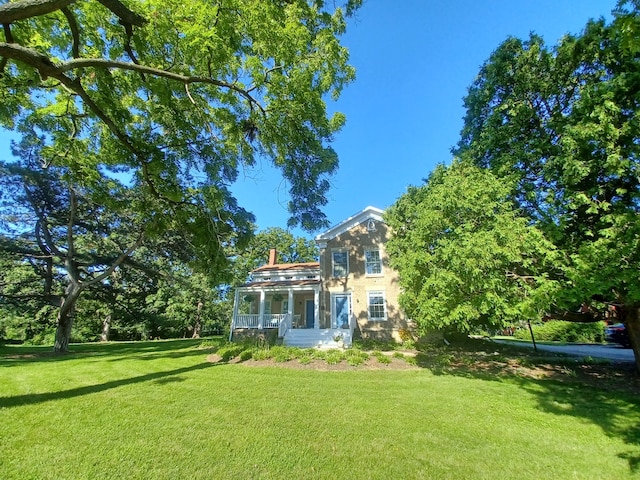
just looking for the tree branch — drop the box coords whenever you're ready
[58,57,262,108]
[61,6,80,58]
[95,0,146,27]
[83,233,145,288]
[0,0,76,24]
[0,23,13,74]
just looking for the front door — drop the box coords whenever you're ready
[305,300,314,329]
[333,294,351,329]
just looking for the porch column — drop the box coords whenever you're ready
[287,288,294,322]
[314,287,320,329]
[258,290,265,329]
[230,288,240,341]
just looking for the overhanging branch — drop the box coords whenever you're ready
[0,0,76,24]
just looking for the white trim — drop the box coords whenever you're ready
[331,249,349,278]
[364,247,383,276]
[367,290,387,321]
[315,206,385,241]
[331,292,352,329]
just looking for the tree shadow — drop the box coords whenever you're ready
[0,361,216,409]
[0,338,220,365]
[412,342,640,473]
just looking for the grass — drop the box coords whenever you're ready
[1,338,639,479]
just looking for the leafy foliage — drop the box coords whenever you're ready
[514,320,606,344]
[0,0,359,231]
[230,227,318,287]
[435,2,640,368]
[386,161,559,334]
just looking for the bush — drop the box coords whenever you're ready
[270,346,295,363]
[514,321,605,343]
[239,349,253,361]
[345,348,369,366]
[217,344,244,362]
[373,351,391,364]
[325,349,345,365]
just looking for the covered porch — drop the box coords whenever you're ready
[231,282,320,335]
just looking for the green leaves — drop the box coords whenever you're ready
[386,162,559,334]
[1,0,359,232]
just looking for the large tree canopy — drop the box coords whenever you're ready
[0,0,361,351]
[386,162,558,335]
[0,0,361,230]
[453,1,640,367]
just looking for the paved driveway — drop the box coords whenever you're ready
[494,339,635,363]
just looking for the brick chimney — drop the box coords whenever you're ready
[268,248,277,266]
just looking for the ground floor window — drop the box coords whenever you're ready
[367,291,386,321]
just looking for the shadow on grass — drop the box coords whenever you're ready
[412,341,640,473]
[0,337,223,365]
[0,361,216,409]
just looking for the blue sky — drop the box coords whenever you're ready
[0,0,617,238]
[230,0,617,237]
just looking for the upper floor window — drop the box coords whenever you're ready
[332,250,349,277]
[367,291,387,321]
[365,248,382,275]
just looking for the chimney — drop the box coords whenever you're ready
[268,248,277,266]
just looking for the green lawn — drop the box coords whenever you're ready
[1,339,638,479]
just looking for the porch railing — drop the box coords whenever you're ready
[234,313,302,329]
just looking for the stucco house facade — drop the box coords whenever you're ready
[230,206,411,347]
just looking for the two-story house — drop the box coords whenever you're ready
[230,206,410,347]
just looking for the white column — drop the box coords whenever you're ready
[258,290,265,329]
[314,287,320,330]
[231,289,240,339]
[287,288,294,325]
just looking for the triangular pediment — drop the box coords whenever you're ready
[315,206,384,242]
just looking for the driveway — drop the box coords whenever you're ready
[493,339,635,363]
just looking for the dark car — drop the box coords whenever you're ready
[604,323,631,348]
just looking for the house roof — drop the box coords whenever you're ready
[253,262,319,272]
[243,279,320,288]
[315,206,385,242]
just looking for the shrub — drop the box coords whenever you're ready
[345,348,369,366]
[252,348,271,361]
[270,346,294,363]
[217,344,244,362]
[325,349,345,365]
[239,349,253,361]
[373,351,391,364]
[514,321,605,343]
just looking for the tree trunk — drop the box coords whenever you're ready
[623,305,640,373]
[53,283,81,353]
[100,313,112,342]
[191,300,203,339]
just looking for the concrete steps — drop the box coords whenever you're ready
[283,328,352,349]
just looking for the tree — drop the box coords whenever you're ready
[386,161,558,335]
[0,0,360,350]
[230,227,319,287]
[0,0,359,230]
[454,2,640,368]
[0,136,218,350]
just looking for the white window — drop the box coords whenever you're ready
[365,249,382,275]
[264,300,272,315]
[367,291,386,321]
[332,250,349,277]
[282,299,289,314]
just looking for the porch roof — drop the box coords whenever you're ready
[253,261,319,273]
[241,279,320,289]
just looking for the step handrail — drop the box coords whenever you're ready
[278,313,292,338]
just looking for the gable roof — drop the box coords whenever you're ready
[315,206,385,242]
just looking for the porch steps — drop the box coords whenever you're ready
[283,328,352,349]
